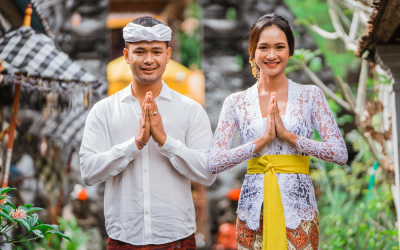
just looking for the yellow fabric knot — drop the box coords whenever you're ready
[247,154,310,250]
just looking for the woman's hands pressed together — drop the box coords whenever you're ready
[273,93,299,146]
[253,92,299,153]
[135,92,167,150]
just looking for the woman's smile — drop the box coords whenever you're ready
[264,61,280,67]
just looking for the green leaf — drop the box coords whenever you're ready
[27,214,38,229]
[327,99,342,114]
[5,201,16,210]
[15,218,31,232]
[309,57,322,72]
[37,219,44,225]
[3,204,12,214]
[25,207,43,214]
[44,230,72,242]
[371,113,381,132]
[0,211,15,222]
[225,7,236,21]
[33,224,59,232]
[0,187,15,196]
[32,229,44,238]
[0,195,11,201]
[21,204,34,209]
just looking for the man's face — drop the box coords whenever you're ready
[123,41,171,84]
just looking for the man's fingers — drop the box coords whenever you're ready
[144,103,148,121]
[146,92,152,104]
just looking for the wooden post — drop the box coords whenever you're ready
[377,45,400,245]
[1,73,21,200]
[1,4,31,203]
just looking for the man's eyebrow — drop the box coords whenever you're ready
[151,46,164,50]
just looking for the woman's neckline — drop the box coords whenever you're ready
[257,79,291,119]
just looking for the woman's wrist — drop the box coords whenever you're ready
[282,131,299,146]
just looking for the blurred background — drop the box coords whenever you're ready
[0,0,400,249]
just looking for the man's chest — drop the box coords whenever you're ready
[104,103,188,146]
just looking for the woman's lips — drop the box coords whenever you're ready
[264,62,280,68]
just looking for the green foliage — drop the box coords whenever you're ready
[0,187,70,250]
[310,130,398,249]
[225,7,237,21]
[284,0,361,78]
[17,216,87,250]
[286,49,322,74]
[235,54,244,70]
[180,3,202,69]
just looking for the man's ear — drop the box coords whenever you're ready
[123,48,129,64]
[166,47,172,64]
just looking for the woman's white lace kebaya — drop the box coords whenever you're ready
[208,80,348,230]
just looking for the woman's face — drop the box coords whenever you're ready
[254,25,290,77]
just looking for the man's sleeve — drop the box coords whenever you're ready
[158,105,217,186]
[79,105,141,186]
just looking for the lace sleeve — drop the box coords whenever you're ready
[295,87,348,165]
[208,95,257,174]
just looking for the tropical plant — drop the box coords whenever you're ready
[17,215,88,250]
[179,1,202,69]
[311,129,398,249]
[0,187,71,249]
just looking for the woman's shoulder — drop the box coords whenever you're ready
[290,80,322,97]
[224,84,257,104]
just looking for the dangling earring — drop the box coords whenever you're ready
[249,57,260,80]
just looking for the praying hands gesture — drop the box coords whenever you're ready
[135,92,167,149]
[253,92,299,152]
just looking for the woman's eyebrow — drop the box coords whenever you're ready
[257,42,287,46]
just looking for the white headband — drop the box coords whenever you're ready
[123,23,172,43]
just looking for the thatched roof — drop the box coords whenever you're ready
[357,0,400,60]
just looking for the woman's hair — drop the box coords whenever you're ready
[248,14,295,59]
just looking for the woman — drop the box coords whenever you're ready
[208,14,348,250]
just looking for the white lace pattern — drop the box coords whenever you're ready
[208,80,348,230]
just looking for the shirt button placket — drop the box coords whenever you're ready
[142,144,152,243]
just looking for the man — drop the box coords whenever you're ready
[79,17,216,249]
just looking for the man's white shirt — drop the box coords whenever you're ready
[79,81,216,245]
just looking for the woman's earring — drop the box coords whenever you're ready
[249,57,260,80]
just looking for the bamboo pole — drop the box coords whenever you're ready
[1,4,32,204]
[1,73,22,198]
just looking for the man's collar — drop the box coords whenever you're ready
[120,81,172,103]
[158,81,172,102]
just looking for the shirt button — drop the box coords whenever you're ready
[144,169,147,172]
[145,211,149,215]
[145,191,148,194]
[144,151,147,154]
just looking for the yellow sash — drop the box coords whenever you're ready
[247,154,310,250]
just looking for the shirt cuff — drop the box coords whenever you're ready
[121,136,141,162]
[159,134,183,158]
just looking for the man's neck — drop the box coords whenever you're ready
[131,79,163,104]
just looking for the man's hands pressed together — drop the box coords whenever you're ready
[135,92,167,149]
[135,93,152,149]
[147,92,167,147]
